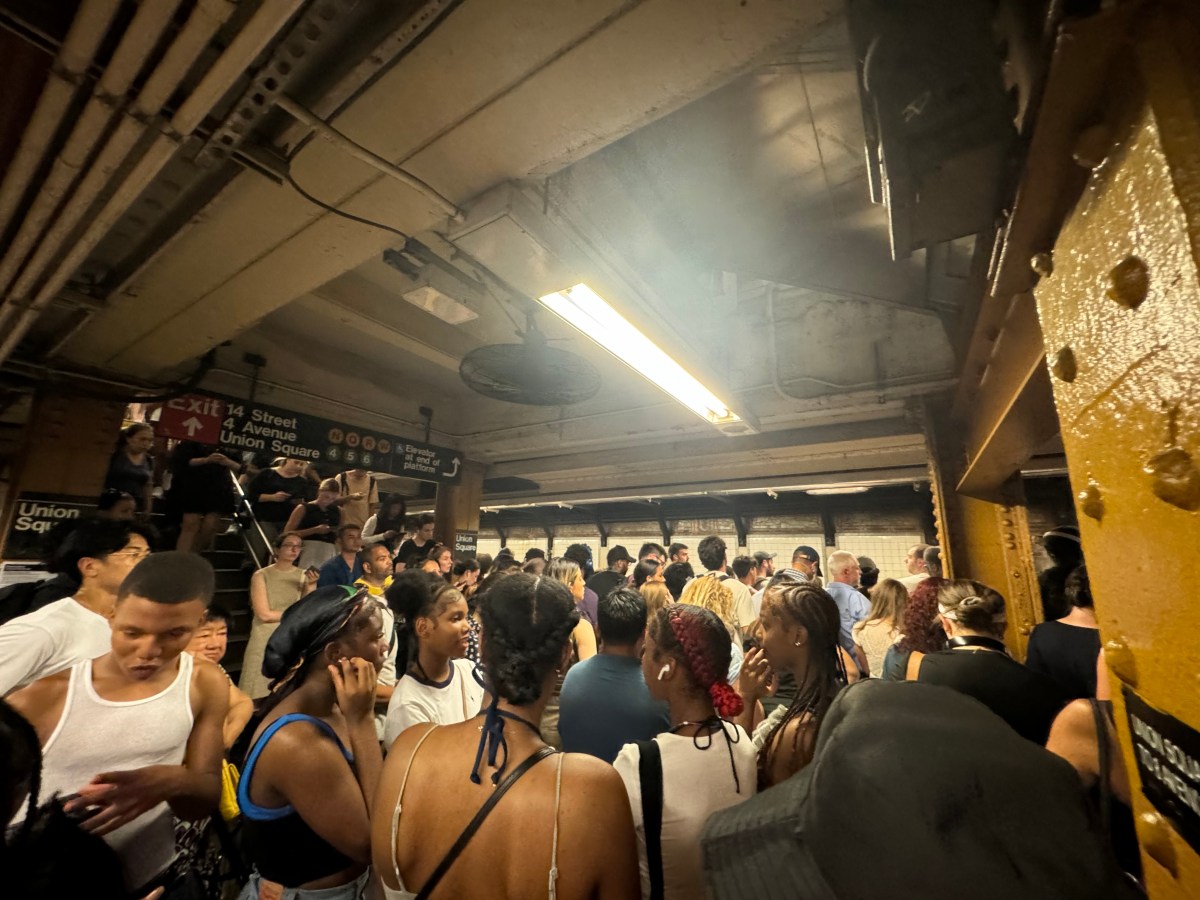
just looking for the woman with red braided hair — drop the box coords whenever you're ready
[614,604,756,900]
[740,581,847,790]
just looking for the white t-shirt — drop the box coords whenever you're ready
[374,604,398,741]
[0,598,111,695]
[383,658,484,746]
[899,572,929,592]
[614,726,757,900]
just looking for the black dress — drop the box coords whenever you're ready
[295,502,339,543]
[918,648,1065,744]
[167,441,233,515]
[1024,620,1101,701]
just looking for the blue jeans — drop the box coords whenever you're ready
[237,869,370,900]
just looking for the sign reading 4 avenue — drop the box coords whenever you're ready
[155,392,461,483]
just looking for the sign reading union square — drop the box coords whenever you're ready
[157,393,462,483]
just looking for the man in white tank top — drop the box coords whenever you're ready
[7,551,229,896]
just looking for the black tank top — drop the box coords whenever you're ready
[297,502,340,543]
[237,714,356,886]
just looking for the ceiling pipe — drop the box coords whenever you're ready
[0,0,236,335]
[0,0,306,365]
[764,283,954,398]
[275,95,463,221]
[0,0,186,299]
[0,0,121,240]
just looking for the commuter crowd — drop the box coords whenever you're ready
[0,438,1141,899]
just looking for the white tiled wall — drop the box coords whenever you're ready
[834,534,924,582]
[477,532,926,583]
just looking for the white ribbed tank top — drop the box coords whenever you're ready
[39,652,195,890]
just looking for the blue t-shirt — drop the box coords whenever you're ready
[316,554,364,588]
[559,654,669,763]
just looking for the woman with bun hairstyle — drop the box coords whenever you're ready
[382,571,483,746]
[235,586,389,899]
[911,579,1064,745]
[614,604,756,900]
[373,574,638,900]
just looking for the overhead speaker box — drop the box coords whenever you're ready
[847,0,1018,259]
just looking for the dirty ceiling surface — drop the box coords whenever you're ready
[0,0,984,503]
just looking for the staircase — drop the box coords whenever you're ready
[203,523,254,680]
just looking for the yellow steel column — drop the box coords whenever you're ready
[924,397,1043,656]
[1034,6,1200,893]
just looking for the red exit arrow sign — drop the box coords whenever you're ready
[157,394,225,444]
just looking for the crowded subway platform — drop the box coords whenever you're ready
[1,1,1199,897]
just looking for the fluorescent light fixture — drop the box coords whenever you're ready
[536,283,742,428]
[402,285,478,325]
[805,486,870,496]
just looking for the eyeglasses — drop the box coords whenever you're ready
[109,546,151,561]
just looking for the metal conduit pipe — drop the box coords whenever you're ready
[0,0,307,366]
[0,0,185,300]
[0,0,237,334]
[0,0,121,239]
[275,95,463,221]
[764,284,954,398]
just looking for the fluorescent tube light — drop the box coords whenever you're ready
[536,283,742,427]
[805,486,870,496]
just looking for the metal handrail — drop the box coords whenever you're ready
[228,469,273,570]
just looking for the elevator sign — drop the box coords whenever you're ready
[157,394,225,443]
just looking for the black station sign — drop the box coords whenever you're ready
[453,530,478,559]
[1124,686,1200,855]
[3,492,96,560]
[156,393,461,483]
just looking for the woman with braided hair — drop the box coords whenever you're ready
[739,581,847,790]
[234,585,389,899]
[373,573,638,899]
[614,604,756,900]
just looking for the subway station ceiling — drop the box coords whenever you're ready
[0,0,1018,504]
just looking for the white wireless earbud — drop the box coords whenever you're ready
[657,664,671,681]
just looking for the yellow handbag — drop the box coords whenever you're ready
[219,759,241,822]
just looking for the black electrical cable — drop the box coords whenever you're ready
[284,169,411,242]
[2,349,218,404]
[284,166,540,339]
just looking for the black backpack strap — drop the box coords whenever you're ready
[637,739,665,900]
[415,746,555,900]
[1089,699,1113,837]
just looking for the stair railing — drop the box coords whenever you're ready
[228,470,273,570]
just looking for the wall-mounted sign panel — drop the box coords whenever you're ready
[1124,686,1200,856]
[155,393,461,483]
[3,492,96,560]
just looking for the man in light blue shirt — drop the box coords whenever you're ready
[824,551,870,660]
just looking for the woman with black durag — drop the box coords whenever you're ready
[234,585,389,899]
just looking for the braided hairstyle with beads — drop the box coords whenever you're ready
[649,604,744,718]
[757,582,845,789]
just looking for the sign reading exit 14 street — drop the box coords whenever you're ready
[155,392,461,483]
